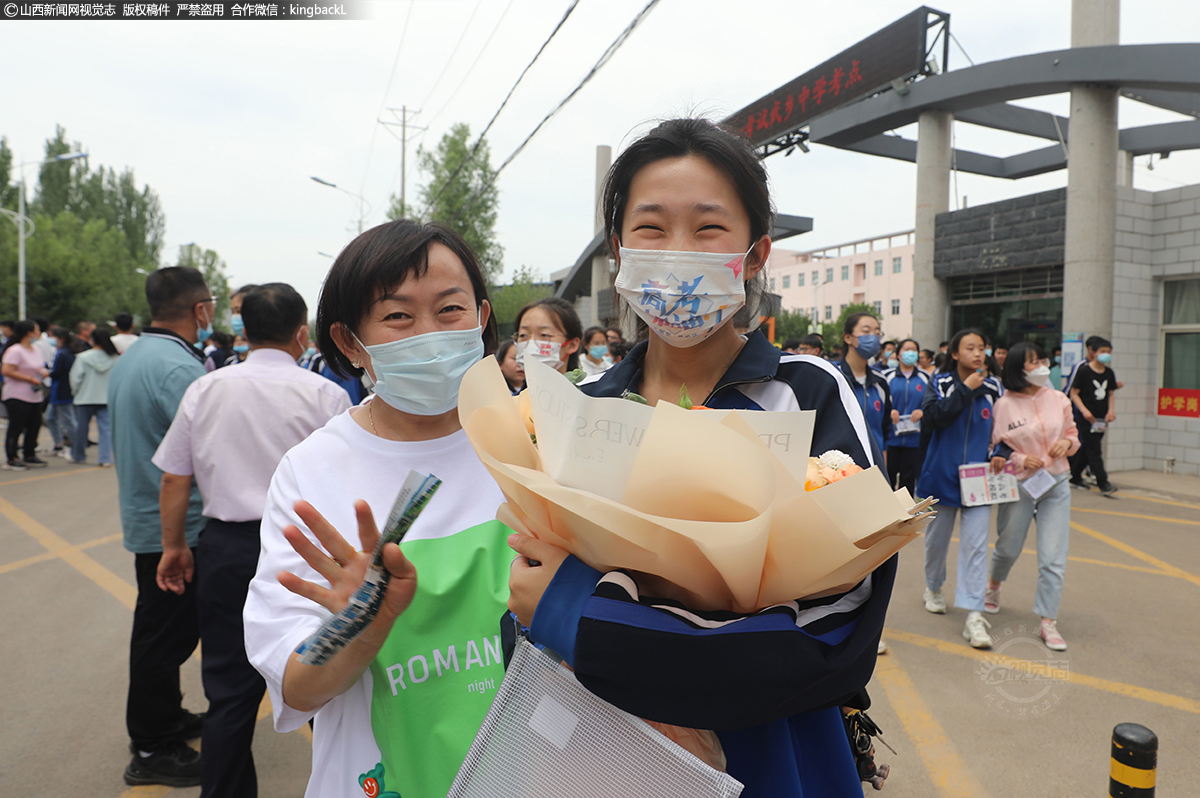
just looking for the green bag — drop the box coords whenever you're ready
[365,520,513,797]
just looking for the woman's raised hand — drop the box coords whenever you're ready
[278,499,418,626]
[1048,438,1071,458]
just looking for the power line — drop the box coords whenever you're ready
[358,0,416,212]
[447,0,661,227]
[415,0,488,114]
[422,0,520,132]
[424,0,582,214]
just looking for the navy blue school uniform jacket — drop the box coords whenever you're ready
[882,366,929,449]
[528,335,897,798]
[916,369,1002,507]
[836,358,892,461]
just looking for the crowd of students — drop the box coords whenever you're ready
[1,116,1129,798]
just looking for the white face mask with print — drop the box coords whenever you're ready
[515,339,563,370]
[614,245,753,348]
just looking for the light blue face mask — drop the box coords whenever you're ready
[353,323,484,416]
[589,344,609,360]
[1097,352,1112,365]
[231,313,244,337]
[305,347,316,359]
[233,344,249,354]
[900,350,919,366]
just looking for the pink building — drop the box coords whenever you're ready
[769,230,916,341]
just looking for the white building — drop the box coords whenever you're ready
[769,230,916,342]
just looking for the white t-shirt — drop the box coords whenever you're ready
[243,404,505,798]
[111,332,139,353]
[580,354,612,378]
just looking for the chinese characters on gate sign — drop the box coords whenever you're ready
[741,60,865,141]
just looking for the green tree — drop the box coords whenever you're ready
[824,302,876,350]
[773,308,812,342]
[488,265,553,339]
[176,243,232,327]
[389,123,504,283]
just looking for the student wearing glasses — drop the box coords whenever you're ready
[511,297,582,376]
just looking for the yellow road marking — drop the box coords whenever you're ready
[0,496,135,610]
[885,629,1200,715]
[1120,493,1200,512]
[1071,520,1200,588]
[1073,506,1200,526]
[948,537,1173,578]
[116,787,171,798]
[0,466,102,487]
[0,532,122,575]
[874,651,989,797]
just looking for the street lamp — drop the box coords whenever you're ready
[310,176,370,234]
[8,151,88,318]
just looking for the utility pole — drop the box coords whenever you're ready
[381,106,426,217]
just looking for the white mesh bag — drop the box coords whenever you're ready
[447,638,744,797]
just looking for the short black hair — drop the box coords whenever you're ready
[942,328,987,373]
[316,220,498,379]
[582,326,607,346]
[232,284,260,298]
[514,297,583,372]
[781,337,802,350]
[496,339,516,363]
[898,338,919,352]
[1001,341,1047,393]
[1086,335,1111,351]
[242,283,307,346]
[842,312,878,339]
[11,319,37,342]
[114,313,133,331]
[800,333,824,351]
[602,118,774,335]
[31,314,51,335]
[146,266,209,322]
[994,342,1008,352]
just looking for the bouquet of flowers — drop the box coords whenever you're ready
[459,357,933,614]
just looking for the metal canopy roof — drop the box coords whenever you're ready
[805,43,1200,179]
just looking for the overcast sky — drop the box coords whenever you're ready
[4,0,1200,314]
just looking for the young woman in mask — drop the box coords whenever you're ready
[986,341,1079,651]
[884,338,928,495]
[836,312,892,464]
[916,328,1002,649]
[579,325,613,377]
[512,297,581,376]
[506,118,893,798]
[244,221,511,798]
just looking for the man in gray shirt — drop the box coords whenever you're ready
[109,266,213,787]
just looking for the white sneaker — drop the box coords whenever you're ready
[1040,619,1067,651]
[923,588,947,614]
[877,639,888,655]
[963,612,993,649]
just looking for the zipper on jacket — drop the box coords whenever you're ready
[702,375,772,407]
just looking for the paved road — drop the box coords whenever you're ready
[1,439,1196,797]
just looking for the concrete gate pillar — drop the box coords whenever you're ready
[912,110,953,348]
[589,145,613,326]
[1063,0,1120,342]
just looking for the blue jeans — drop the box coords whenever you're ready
[45,402,76,447]
[923,504,992,612]
[71,404,111,464]
[991,473,1072,619]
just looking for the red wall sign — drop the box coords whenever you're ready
[1157,388,1200,418]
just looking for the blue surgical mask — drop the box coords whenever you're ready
[887,357,899,369]
[1097,352,1112,365]
[901,350,919,366]
[985,348,993,357]
[854,334,881,360]
[1053,355,1060,365]
[195,316,213,349]
[589,344,609,360]
[353,324,484,416]
[233,344,249,354]
[231,314,244,337]
[305,347,316,358]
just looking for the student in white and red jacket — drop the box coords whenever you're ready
[987,341,1080,651]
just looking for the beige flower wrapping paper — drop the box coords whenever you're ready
[459,356,934,615]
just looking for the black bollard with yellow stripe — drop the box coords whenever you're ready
[1110,723,1157,797]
